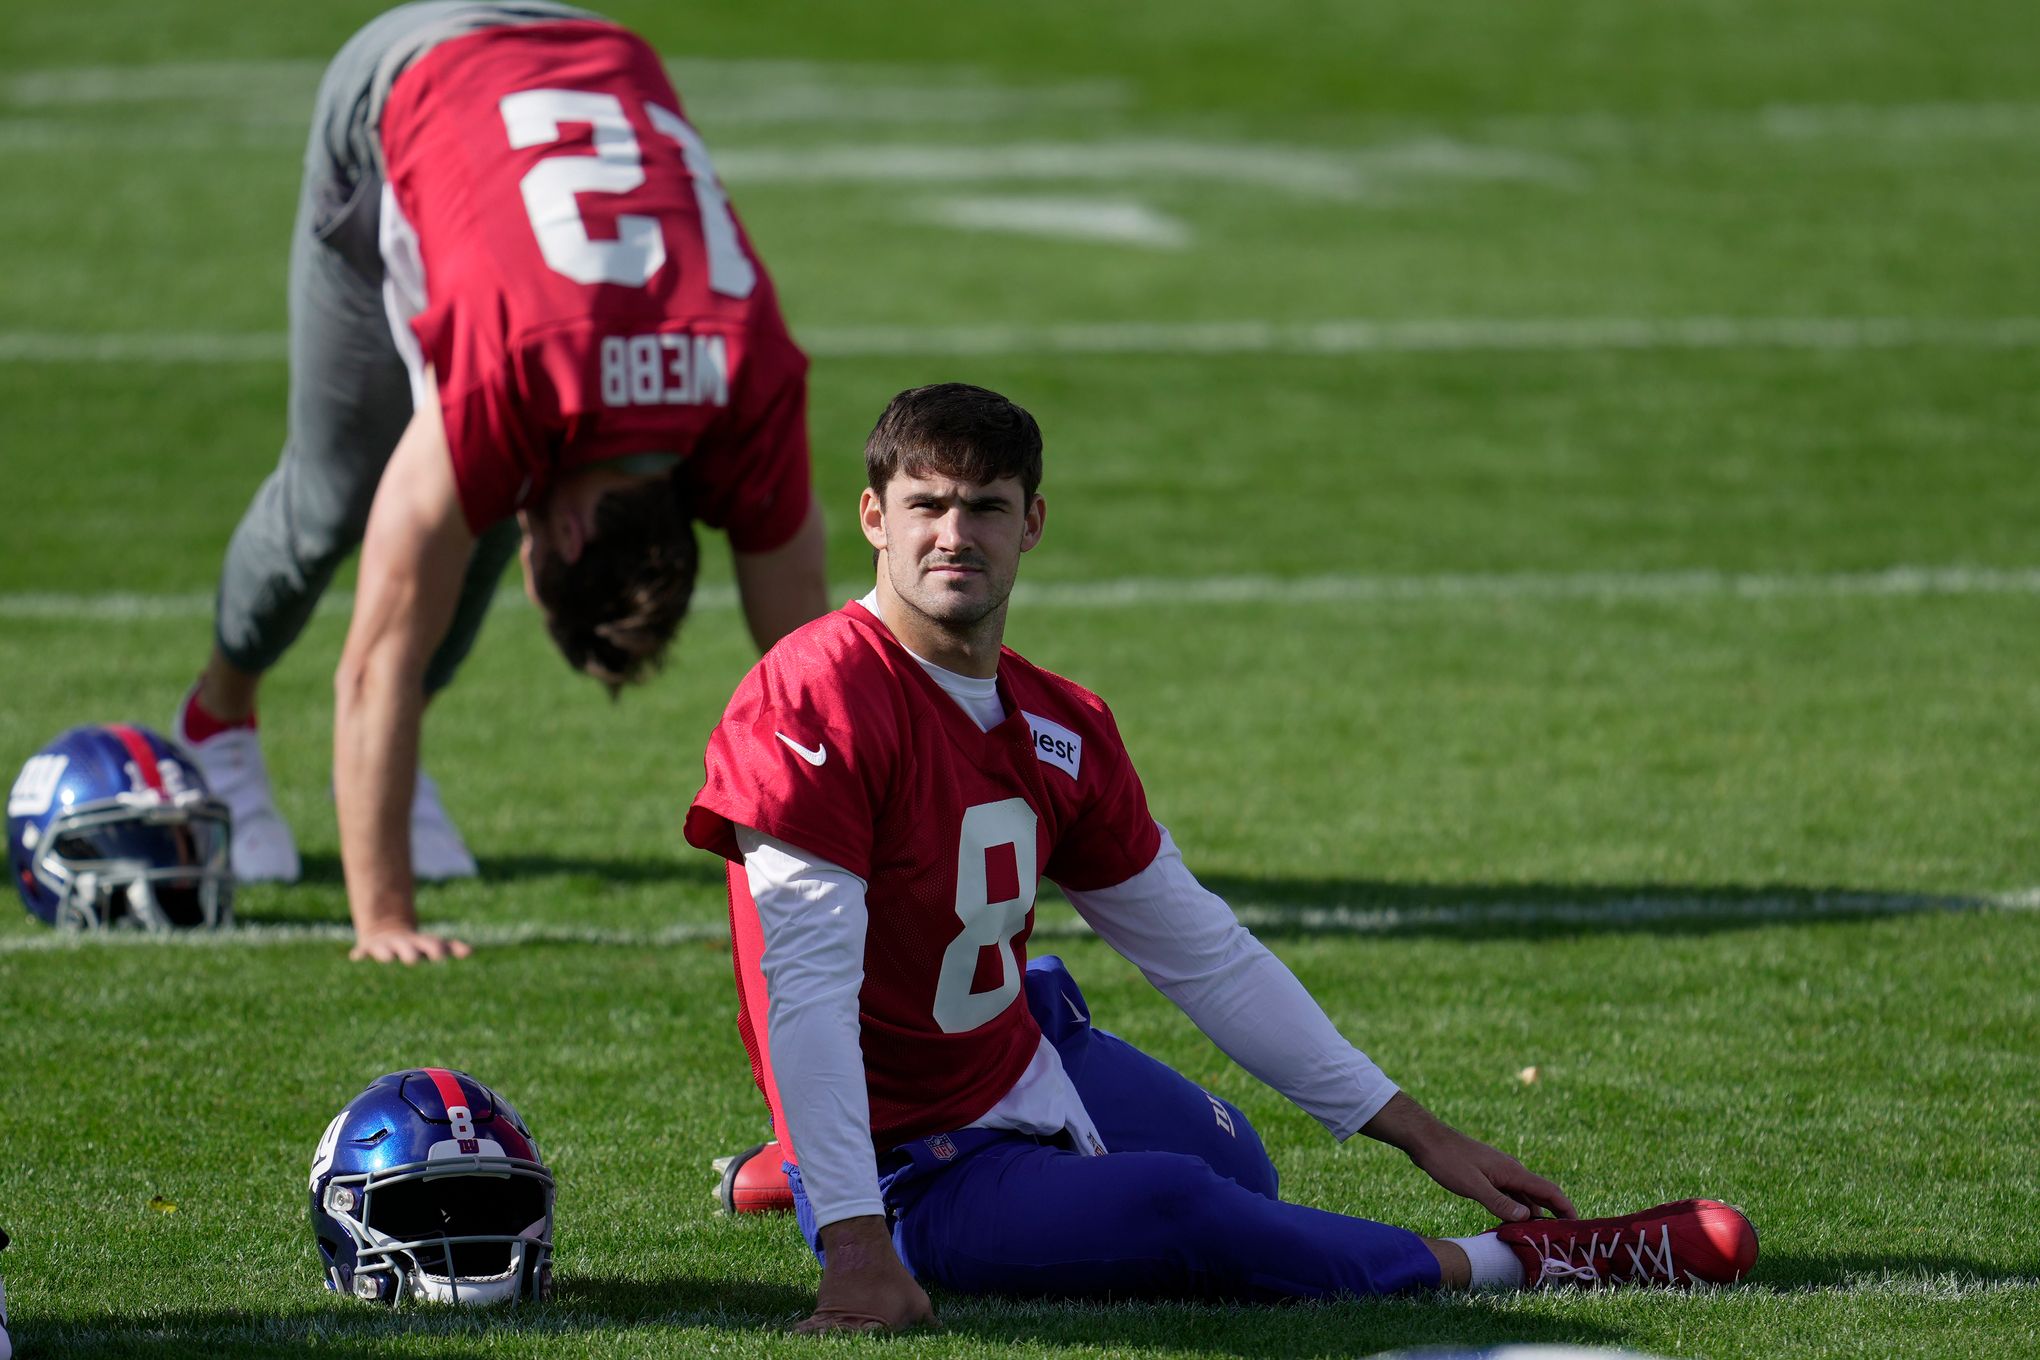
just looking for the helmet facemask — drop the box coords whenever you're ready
[318,1157,555,1305]
[32,800,231,930]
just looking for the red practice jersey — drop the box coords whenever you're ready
[379,19,809,547]
[686,604,1164,1153]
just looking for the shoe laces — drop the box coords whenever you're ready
[1528,1223,1679,1288]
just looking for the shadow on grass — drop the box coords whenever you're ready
[1192,873,2009,942]
[27,1276,808,1358]
[931,1290,1637,1358]
[1749,1248,2038,1294]
[288,851,726,891]
[27,1284,1641,1360]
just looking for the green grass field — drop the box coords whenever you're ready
[4,2,2039,1356]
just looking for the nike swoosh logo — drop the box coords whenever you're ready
[775,732,827,766]
[1064,991,1089,1025]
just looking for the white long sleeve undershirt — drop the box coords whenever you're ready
[739,599,1397,1229]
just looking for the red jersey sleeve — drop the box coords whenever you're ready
[440,339,543,531]
[680,329,812,553]
[1043,692,1163,892]
[685,615,897,877]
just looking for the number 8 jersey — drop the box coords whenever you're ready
[378,18,810,546]
[686,602,1163,1149]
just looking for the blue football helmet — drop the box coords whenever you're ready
[310,1069,555,1306]
[7,724,232,930]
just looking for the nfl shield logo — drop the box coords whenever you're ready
[926,1134,958,1161]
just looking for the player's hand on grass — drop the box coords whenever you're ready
[1362,1091,1576,1223]
[797,1216,935,1334]
[349,925,472,964]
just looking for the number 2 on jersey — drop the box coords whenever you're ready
[499,88,757,297]
[931,799,1039,1033]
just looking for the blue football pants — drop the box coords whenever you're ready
[787,956,1440,1301]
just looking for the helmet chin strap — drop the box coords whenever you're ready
[56,863,166,930]
[404,1236,541,1306]
[56,874,106,930]
[121,874,165,930]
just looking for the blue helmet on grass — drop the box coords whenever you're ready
[309,1068,555,1306]
[6,724,232,930]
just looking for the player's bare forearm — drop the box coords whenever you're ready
[1361,1091,1576,1222]
[732,495,828,652]
[334,648,456,962]
[333,387,474,964]
[796,1215,934,1334]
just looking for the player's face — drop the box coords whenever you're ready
[862,471,1045,651]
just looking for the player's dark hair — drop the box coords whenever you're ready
[865,383,1043,501]
[531,474,698,697]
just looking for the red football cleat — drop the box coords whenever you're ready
[713,1141,797,1215]
[1493,1199,1758,1288]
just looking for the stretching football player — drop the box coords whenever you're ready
[686,384,1757,1330]
[176,1,826,962]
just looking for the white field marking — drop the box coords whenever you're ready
[8,565,2040,625]
[9,316,2040,367]
[1757,101,2040,141]
[1,60,324,108]
[1439,101,2040,150]
[916,195,1192,248]
[662,60,1129,126]
[0,331,288,363]
[0,119,303,152]
[713,139,1572,199]
[0,57,1125,125]
[0,919,733,953]
[3,886,2034,954]
[790,316,2040,358]
[1006,565,2040,609]
[1224,886,2040,935]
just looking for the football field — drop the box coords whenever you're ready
[4,1,2039,1355]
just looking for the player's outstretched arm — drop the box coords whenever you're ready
[796,1216,934,1334]
[1362,1091,1576,1222]
[334,381,474,965]
[731,493,828,653]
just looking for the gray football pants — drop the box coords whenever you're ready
[212,1,596,694]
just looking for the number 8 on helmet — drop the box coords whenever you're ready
[310,1069,555,1306]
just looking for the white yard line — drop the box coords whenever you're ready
[6,565,2040,625]
[0,57,1128,126]
[2,886,2033,954]
[914,195,1193,249]
[713,139,1573,197]
[1007,565,2040,608]
[6,316,2040,366]
[795,316,2040,357]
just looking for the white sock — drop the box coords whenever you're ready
[1447,1232,1527,1290]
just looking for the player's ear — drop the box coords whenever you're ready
[858,486,887,553]
[1019,493,1046,553]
